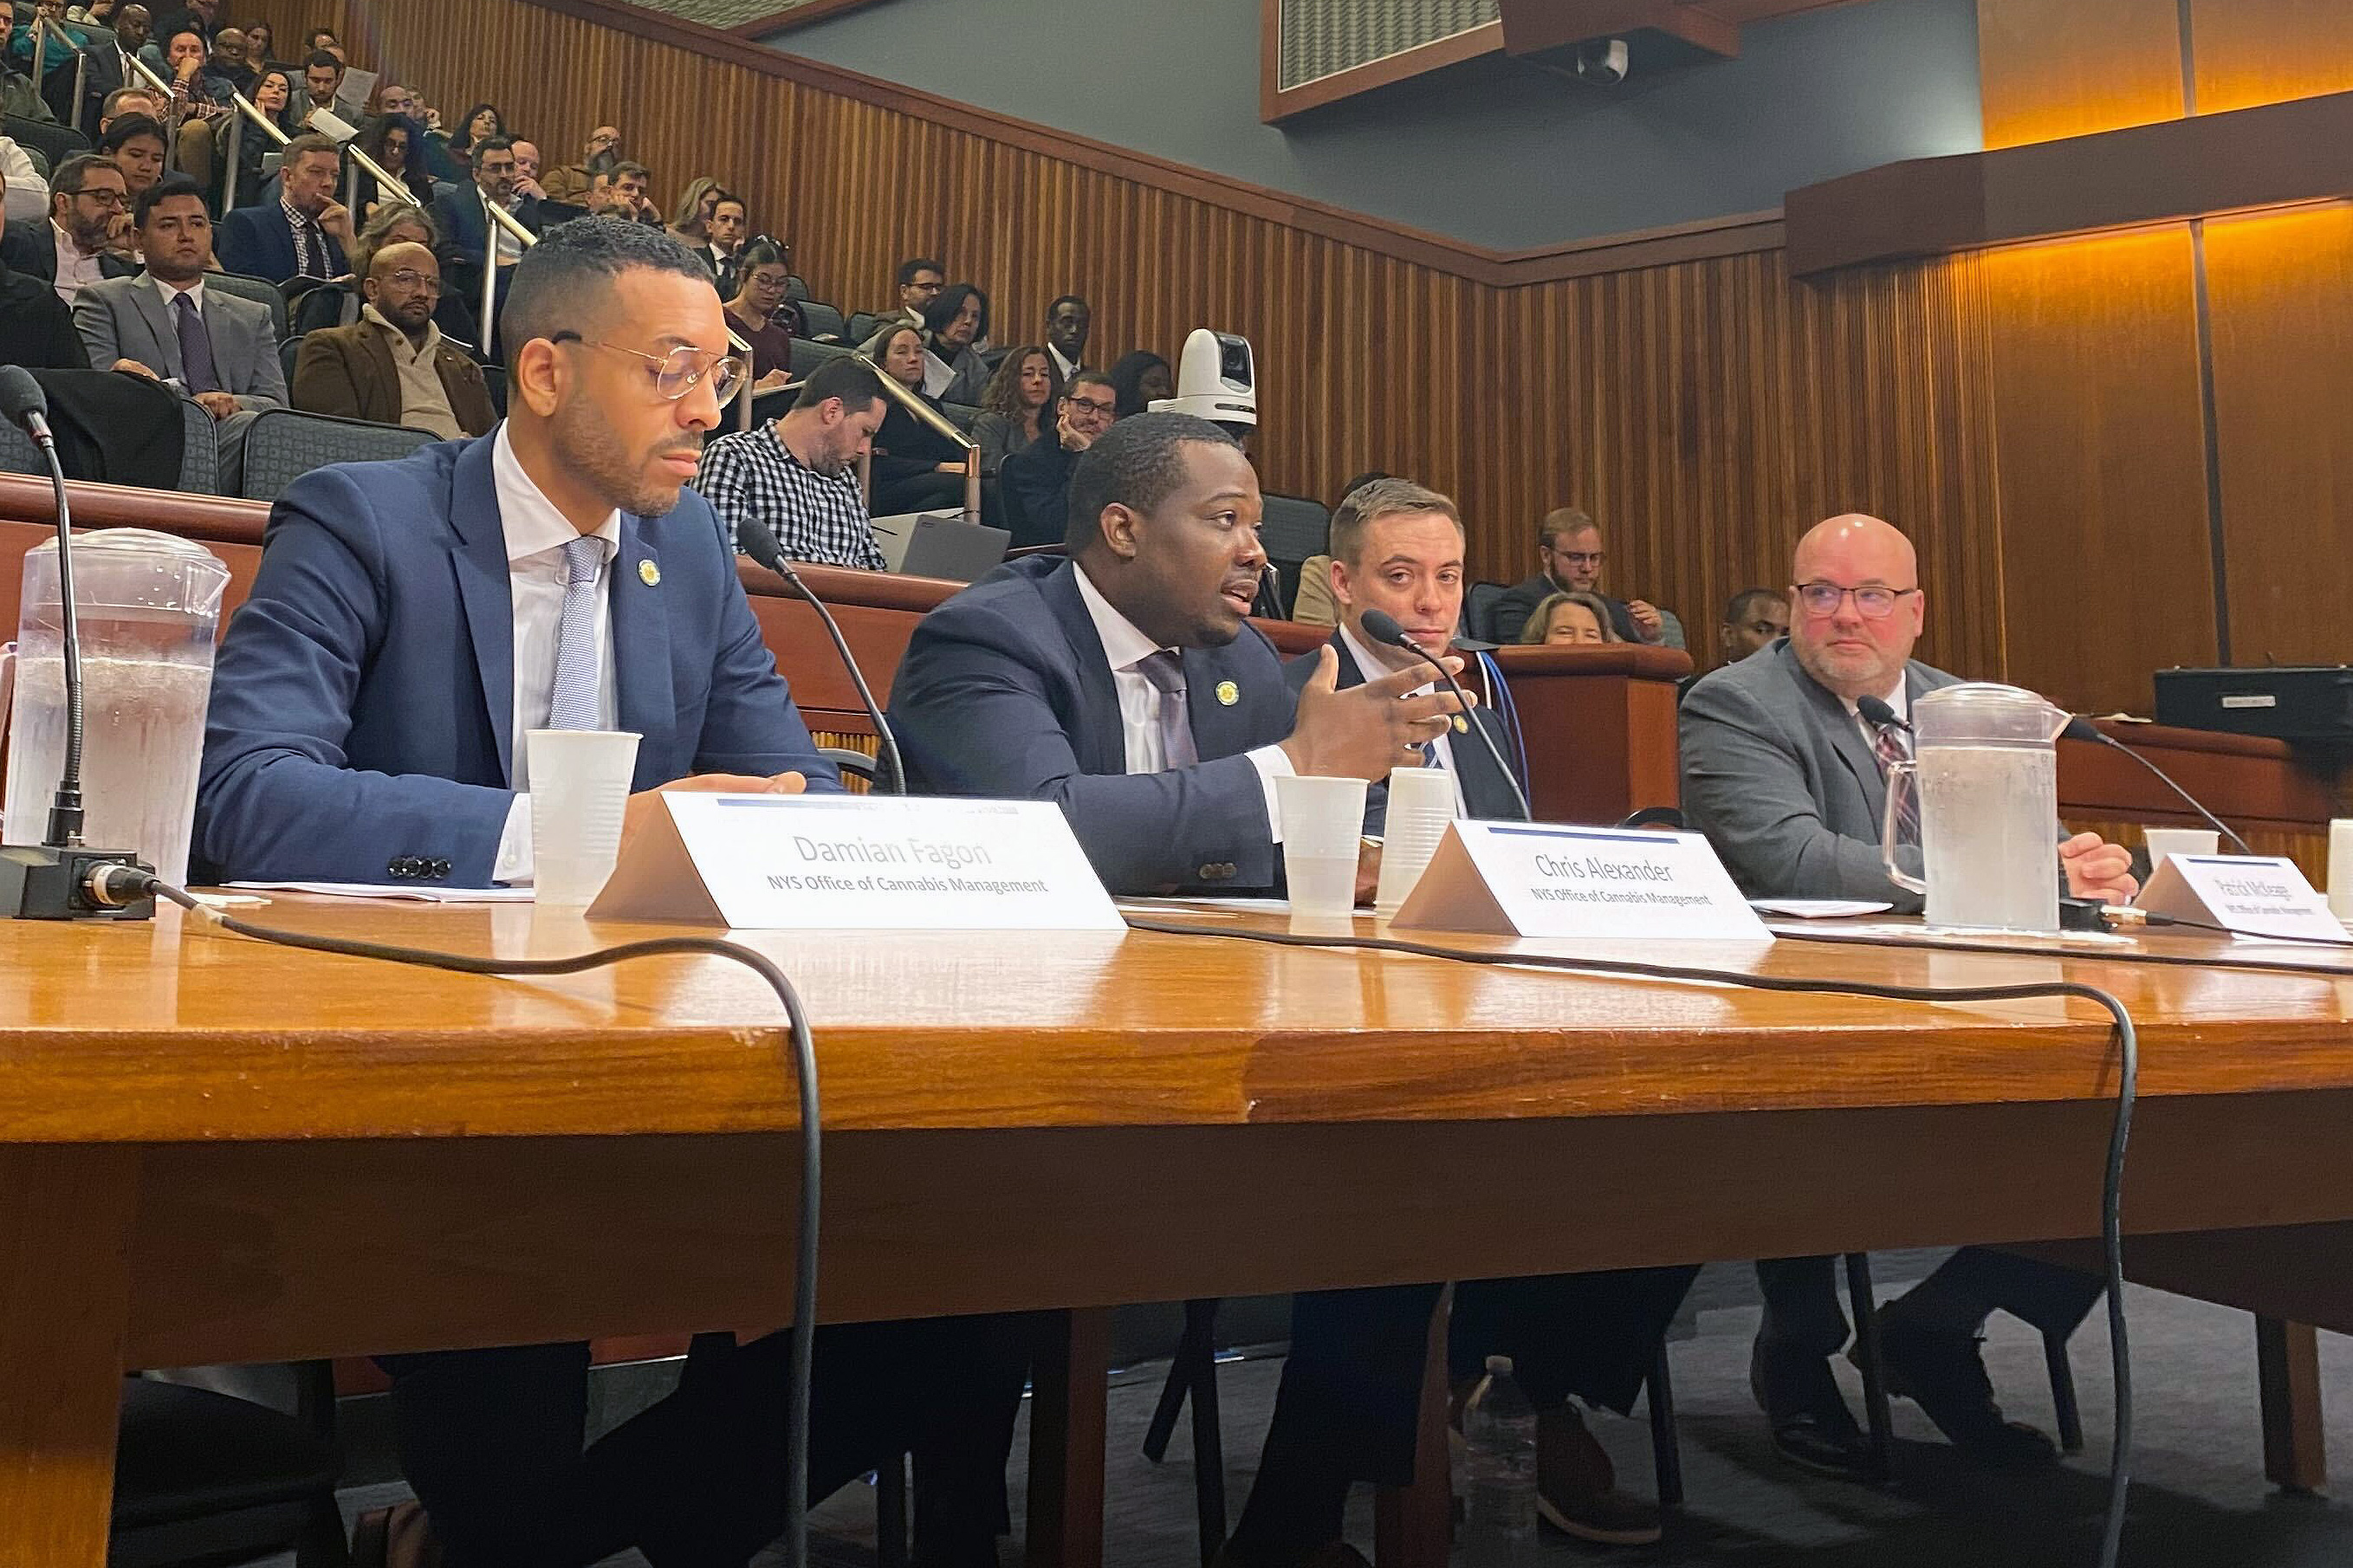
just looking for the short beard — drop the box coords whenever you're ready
[551,392,693,518]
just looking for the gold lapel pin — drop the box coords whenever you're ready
[638,560,660,586]
[1453,714,1470,734]
[1215,679,1240,707]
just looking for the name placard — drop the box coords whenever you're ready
[1389,821,1771,942]
[588,794,1125,930]
[2136,853,2344,943]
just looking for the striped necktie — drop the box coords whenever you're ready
[546,536,605,732]
[1869,719,1919,845]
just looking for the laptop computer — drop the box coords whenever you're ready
[868,511,1011,583]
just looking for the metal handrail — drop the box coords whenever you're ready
[220,89,290,213]
[122,46,174,100]
[848,351,981,522]
[30,16,88,132]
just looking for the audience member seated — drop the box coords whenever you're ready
[1042,291,1089,379]
[194,218,1027,1568]
[211,66,296,210]
[7,0,75,120]
[97,110,168,201]
[0,10,55,126]
[1520,588,1619,645]
[353,110,436,214]
[508,138,548,201]
[371,82,459,182]
[290,241,493,438]
[198,21,249,99]
[291,201,476,347]
[1492,507,1675,646]
[0,116,50,231]
[0,165,87,367]
[294,47,341,125]
[689,187,744,297]
[665,172,722,252]
[969,342,1054,476]
[883,252,940,330]
[697,353,888,571]
[1719,586,1789,663]
[865,321,969,516]
[920,281,989,403]
[37,151,136,302]
[1106,348,1172,418]
[722,236,799,391]
[217,131,348,283]
[583,159,660,226]
[92,79,159,135]
[430,133,541,327]
[237,16,264,68]
[540,121,618,206]
[73,172,284,484]
[73,0,147,136]
[999,367,1113,548]
[1290,469,1390,626]
[442,99,502,171]
[1681,512,2134,1481]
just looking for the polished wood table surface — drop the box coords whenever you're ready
[9,897,2353,1563]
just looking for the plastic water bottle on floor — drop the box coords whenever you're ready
[1461,1353,1538,1566]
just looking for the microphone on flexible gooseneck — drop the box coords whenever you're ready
[1358,608,1533,821]
[1857,692,2252,857]
[0,367,153,919]
[736,522,905,795]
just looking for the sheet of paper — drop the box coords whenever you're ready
[1747,898,1895,918]
[224,881,535,904]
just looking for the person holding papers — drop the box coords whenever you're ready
[891,426,1687,1561]
[194,218,1023,1568]
[1680,512,2131,1480]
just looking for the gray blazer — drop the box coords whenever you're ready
[72,274,287,412]
[1678,638,1960,910]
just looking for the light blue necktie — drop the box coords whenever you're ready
[546,536,605,732]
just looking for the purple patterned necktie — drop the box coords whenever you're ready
[1870,720,1920,845]
[1135,651,1198,769]
[172,292,220,393]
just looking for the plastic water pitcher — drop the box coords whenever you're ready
[3,529,230,885]
[1879,682,2069,935]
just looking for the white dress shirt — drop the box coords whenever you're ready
[49,219,103,305]
[1070,560,1292,834]
[1336,620,1468,816]
[489,422,622,882]
[1842,672,1910,754]
[1,136,48,226]
[1047,342,1082,382]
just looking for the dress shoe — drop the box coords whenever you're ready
[1864,1314,2058,1471]
[1536,1403,1662,1546]
[1207,1541,1371,1568]
[1751,1335,1876,1480]
[350,1500,443,1568]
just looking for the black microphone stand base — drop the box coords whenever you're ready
[0,846,155,920]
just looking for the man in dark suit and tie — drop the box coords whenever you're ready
[215,132,349,285]
[75,1,149,138]
[196,218,1027,1567]
[1681,511,2136,1480]
[431,134,543,343]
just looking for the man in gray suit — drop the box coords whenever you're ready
[1681,512,2135,1481]
[74,172,284,487]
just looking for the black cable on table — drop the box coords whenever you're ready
[134,877,824,1568]
[1125,913,2139,1568]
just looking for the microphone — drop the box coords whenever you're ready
[2058,714,2253,857]
[736,522,905,795]
[1358,608,1532,820]
[1859,688,2250,857]
[0,366,153,918]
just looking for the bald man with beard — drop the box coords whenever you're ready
[1679,512,2132,1481]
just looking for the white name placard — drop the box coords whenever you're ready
[589,793,1125,930]
[2136,853,2344,943]
[1389,821,1771,942]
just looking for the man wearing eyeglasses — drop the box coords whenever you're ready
[1493,506,1679,646]
[36,151,135,303]
[1679,512,2133,1483]
[1000,367,1118,548]
[288,241,493,437]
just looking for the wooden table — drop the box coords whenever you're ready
[9,898,2353,1564]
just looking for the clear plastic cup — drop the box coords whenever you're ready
[1374,765,1457,919]
[1277,774,1369,917]
[2142,827,2219,868]
[528,729,641,906]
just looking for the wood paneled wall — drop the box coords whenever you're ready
[242,0,2349,718]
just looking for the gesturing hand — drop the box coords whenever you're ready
[1280,645,1469,783]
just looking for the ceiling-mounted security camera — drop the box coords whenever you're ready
[1573,37,1629,84]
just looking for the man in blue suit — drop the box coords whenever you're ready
[197,219,1024,1568]
[213,132,348,285]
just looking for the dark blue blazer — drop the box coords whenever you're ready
[216,202,347,288]
[889,554,1295,894]
[428,181,546,270]
[195,432,840,885]
[1283,632,1523,831]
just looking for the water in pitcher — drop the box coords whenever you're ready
[4,631,216,885]
[1917,742,2059,933]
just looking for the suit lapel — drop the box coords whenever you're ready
[1038,562,1125,775]
[1182,644,1262,763]
[445,437,517,784]
[611,515,672,769]
[1791,648,1887,827]
[357,327,399,422]
[132,278,180,379]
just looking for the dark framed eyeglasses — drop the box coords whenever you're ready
[552,333,747,403]
[1793,580,1919,619]
[1065,392,1116,419]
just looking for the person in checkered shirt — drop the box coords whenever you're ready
[695,354,891,570]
